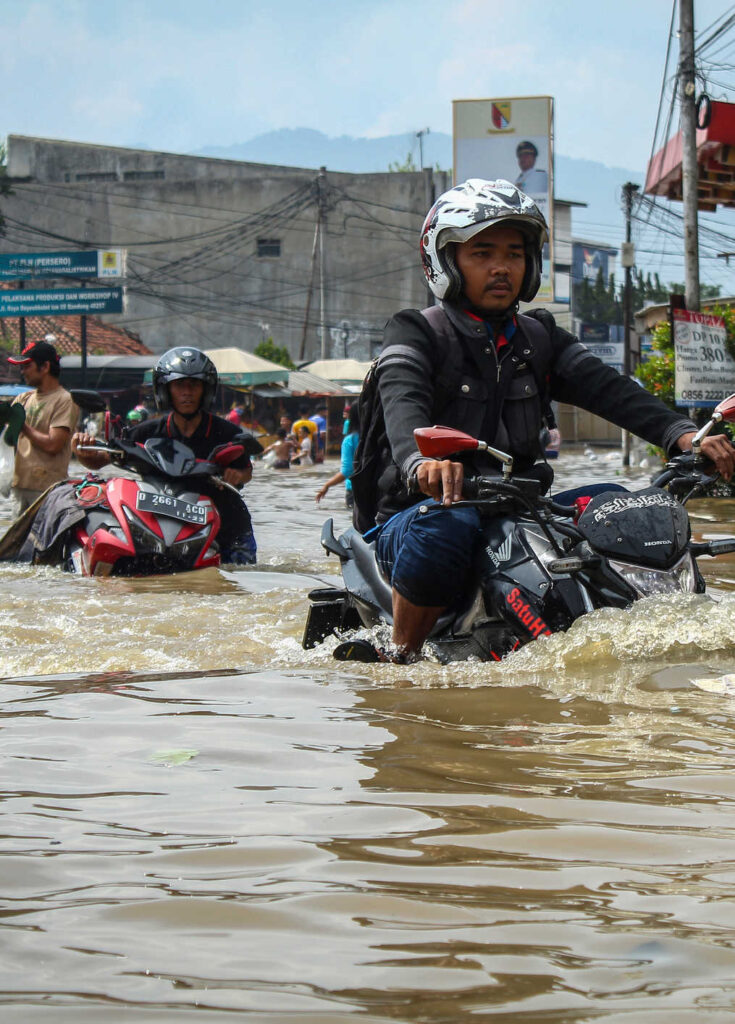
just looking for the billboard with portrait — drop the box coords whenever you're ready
[453,96,554,302]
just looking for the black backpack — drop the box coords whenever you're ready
[349,307,554,534]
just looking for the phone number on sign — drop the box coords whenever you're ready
[679,389,726,402]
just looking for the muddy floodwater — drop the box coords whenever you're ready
[3,445,735,1022]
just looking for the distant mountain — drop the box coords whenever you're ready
[194,129,640,249]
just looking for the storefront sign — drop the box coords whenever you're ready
[674,308,735,407]
[581,323,624,373]
[0,249,126,281]
[0,287,125,317]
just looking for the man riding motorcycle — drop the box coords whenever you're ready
[338,178,735,663]
[72,347,259,564]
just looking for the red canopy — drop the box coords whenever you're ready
[645,100,735,211]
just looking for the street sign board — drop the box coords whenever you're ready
[581,323,625,374]
[0,249,126,281]
[674,308,735,407]
[0,287,124,318]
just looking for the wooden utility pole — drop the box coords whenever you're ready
[679,0,700,311]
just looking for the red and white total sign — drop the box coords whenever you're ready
[673,308,735,407]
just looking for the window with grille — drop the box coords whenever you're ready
[257,238,281,258]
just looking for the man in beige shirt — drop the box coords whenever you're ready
[8,340,79,513]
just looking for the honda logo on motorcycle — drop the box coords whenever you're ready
[488,534,513,569]
[506,587,551,638]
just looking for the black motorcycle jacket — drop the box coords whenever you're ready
[375,303,696,522]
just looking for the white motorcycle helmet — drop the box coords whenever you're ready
[420,179,549,303]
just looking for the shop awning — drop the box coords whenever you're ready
[645,100,735,211]
[301,358,371,385]
[61,354,157,392]
[249,370,353,398]
[203,347,289,386]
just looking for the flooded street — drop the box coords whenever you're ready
[4,448,735,1021]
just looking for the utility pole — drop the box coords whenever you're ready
[423,165,436,307]
[317,167,328,360]
[299,220,319,361]
[679,0,700,311]
[621,181,639,468]
[416,127,430,169]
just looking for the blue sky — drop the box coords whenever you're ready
[1,0,732,170]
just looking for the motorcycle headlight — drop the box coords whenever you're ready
[122,505,165,554]
[609,551,697,597]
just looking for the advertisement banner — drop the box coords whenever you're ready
[572,243,611,286]
[581,323,624,373]
[0,287,125,318]
[673,309,735,407]
[453,96,553,302]
[0,249,126,281]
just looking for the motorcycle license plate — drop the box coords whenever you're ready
[136,491,208,526]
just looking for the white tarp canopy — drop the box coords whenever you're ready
[203,348,289,386]
[302,358,371,385]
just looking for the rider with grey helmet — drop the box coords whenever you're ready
[337,178,735,663]
[72,347,261,564]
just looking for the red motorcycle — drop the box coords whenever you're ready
[15,434,259,576]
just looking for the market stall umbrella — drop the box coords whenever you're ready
[302,358,372,387]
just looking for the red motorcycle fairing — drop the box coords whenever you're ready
[74,476,221,577]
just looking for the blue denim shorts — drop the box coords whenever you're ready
[375,483,627,609]
[376,501,483,607]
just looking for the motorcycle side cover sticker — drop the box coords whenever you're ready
[489,578,552,639]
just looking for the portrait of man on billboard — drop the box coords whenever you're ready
[514,140,549,195]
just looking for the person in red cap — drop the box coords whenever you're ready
[7,338,79,513]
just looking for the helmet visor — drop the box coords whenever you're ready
[437,216,548,250]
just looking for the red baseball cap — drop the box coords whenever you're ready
[8,340,60,368]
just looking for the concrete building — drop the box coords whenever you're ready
[2,135,582,359]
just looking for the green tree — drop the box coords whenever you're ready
[254,338,295,370]
[387,152,451,174]
[635,320,675,409]
[387,151,418,173]
[667,281,722,301]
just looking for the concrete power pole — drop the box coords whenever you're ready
[621,181,639,468]
[679,0,700,311]
[317,166,329,359]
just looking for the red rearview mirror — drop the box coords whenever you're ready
[414,425,479,459]
[715,393,735,421]
[212,443,245,467]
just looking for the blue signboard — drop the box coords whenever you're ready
[572,243,612,286]
[0,287,124,317]
[0,249,126,281]
[581,322,625,373]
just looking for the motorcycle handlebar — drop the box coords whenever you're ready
[458,477,576,519]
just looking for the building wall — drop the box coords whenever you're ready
[4,135,577,358]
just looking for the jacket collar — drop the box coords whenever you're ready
[440,300,516,343]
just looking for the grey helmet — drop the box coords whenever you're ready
[420,178,549,303]
[152,347,218,412]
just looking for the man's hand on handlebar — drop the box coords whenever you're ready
[676,431,735,480]
[415,459,464,506]
[221,465,252,488]
[71,432,112,470]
